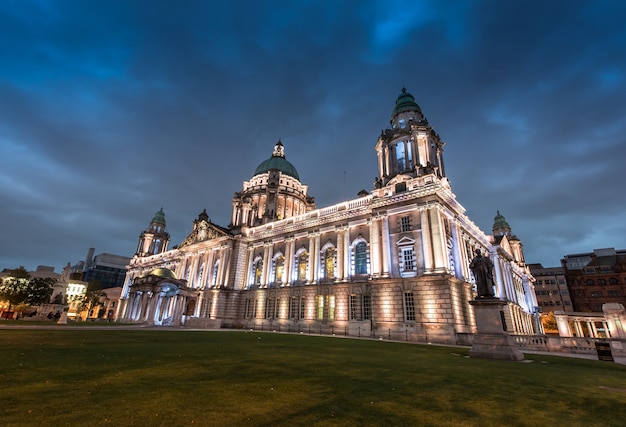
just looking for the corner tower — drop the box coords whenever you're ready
[136,208,170,256]
[374,88,446,189]
[230,141,315,227]
[492,211,525,266]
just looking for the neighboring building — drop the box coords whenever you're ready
[528,263,572,312]
[101,287,122,320]
[76,248,131,289]
[117,88,538,345]
[562,248,626,312]
[65,273,88,319]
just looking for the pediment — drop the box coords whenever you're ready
[178,220,231,248]
[397,236,416,245]
[386,174,412,187]
[498,235,513,257]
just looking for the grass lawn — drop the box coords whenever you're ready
[0,329,625,426]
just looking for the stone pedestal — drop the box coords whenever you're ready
[57,311,68,325]
[469,298,524,361]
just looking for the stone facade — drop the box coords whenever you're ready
[116,88,538,344]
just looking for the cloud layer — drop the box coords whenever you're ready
[1,0,625,271]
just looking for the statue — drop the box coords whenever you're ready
[470,249,495,298]
[59,262,71,284]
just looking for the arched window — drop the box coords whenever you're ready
[254,258,263,285]
[354,241,368,275]
[212,260,220,288]
[323,247,336,279]
[296,251,308,281]
[273,254,285,283]
[197,264,205,289]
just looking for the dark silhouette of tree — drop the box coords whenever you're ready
[25,277,56,306]
[0,267,56,313]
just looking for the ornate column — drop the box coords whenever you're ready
[343,227,351,278]
[491,250,506,299]
[244,245,254,288]
[380,215,391,277]
[336,228,344,281]
[369,218,380,277]
[221,244,231,287]
[450,220,464,280]
[285,238,294,284]
[262,244,271,286]
[205,251,215,288]
[420,208,433,272]
[307,234,315,283]
[313,233,321,282]
[429,208,447,271]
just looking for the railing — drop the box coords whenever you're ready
[514,334,601,354]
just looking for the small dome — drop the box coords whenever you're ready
[151,208,166,226]
[149,268,177,279]
[253,141,300,180]
[392,87,422,118]
[493,210,512,236]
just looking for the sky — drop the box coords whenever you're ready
[1,0,625,272]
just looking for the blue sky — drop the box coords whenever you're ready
[1,0,625,272]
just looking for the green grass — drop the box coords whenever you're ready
[0,330,625,426]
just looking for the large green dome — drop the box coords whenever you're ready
[253,141,300,180]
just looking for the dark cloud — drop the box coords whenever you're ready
[1,0,625,271]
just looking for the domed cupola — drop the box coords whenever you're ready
[492,211,512,237]
[136,208,171,257]
[253,140,300,180]
[151,208,166,227]
[231,141,315,228]
[374,88,445,189]
[492,211,526,265]
[390,87,426,129]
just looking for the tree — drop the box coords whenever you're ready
[0,267,56,313]
[25,277,56,306]
[0,276,29,312]
[75,280,105,319]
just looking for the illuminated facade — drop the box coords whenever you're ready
[117,89,538,344]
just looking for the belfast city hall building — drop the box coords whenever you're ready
[117,88,539,345]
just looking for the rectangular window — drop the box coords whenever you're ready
[402,247,415,271]
[329,295,335,320]
[245,299,254,319]
[265,298,274,319]
[363,295,372,320]
[404,292,416,321]
[401,216,411,232]
[289,297,297,319]
[300,297,305,319]
[350,295,359,320]
[317,296,324,320]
